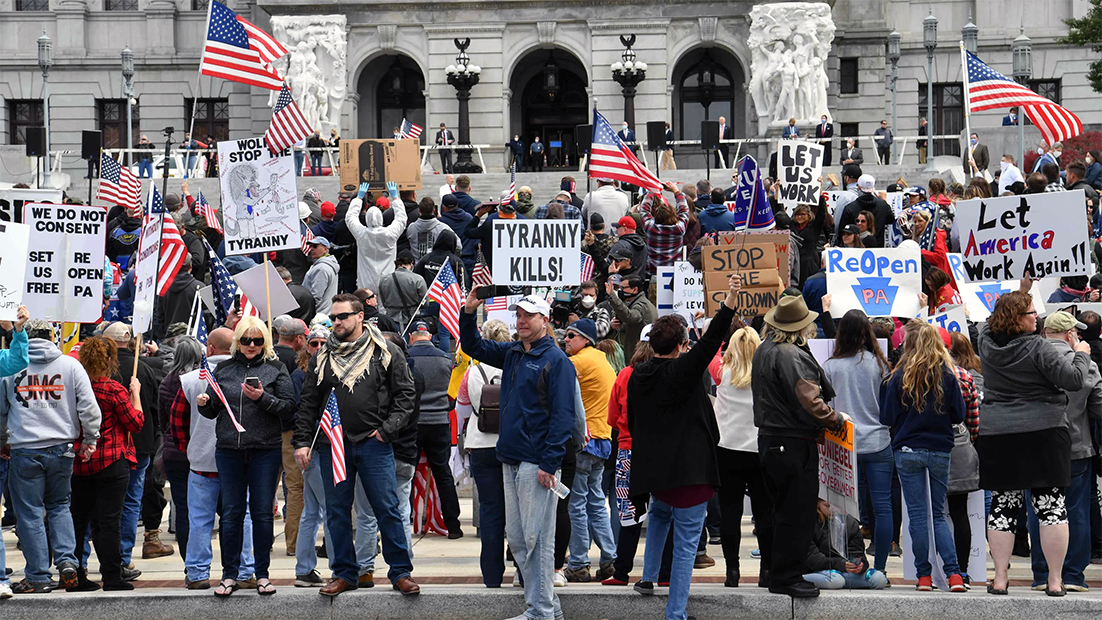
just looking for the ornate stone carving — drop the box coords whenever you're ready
[268,15,348,133]
[537,21,556,46]
[698,17,717,43]
[378,24,397,50]
[748,2,835,125]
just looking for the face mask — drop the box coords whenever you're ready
[622,125,628,131]
[971,138,977,145]
[618,289,632,301]
[581,295,595,309]
[1088,156,1094,165]
[1054,151,1062,159]
[1038,148,1045,155]
[1001,160,1011,172]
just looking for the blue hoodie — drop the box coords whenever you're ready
[698,202,736,234]
[459,311,576,474]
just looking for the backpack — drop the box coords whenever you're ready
[475,364,501,434]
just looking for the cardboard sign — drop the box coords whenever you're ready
[218,137,301,256]
[0,222,31,320]
[818,420,858,522]
[920,304,967,333]
[491,220,583,287]
[671,261,705,326]
[0,188,63,223]
[955,191,1092,282]
[701,242,783,316]
[21,203,108,323]
[233,261,300,321]
[777,141,824,208]
[825,247,922,317]
[656,265,675,316]
[947,253,1047,321]
[884,191,906,216]
[715,230,792,286]
[339,139,422,193]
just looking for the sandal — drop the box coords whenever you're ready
[214,579,237,598]
[1044,584,1067,597]
[987,583,1008,595]
[257,579,276,596]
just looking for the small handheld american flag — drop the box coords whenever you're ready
[501,163,517,206]
[399,118,423,141]
[194,311,246,432]
[96,153,142,210]
[197,191,223,234]
[265,84,313,155]
[321,391,347,484]
[428,261,463,340]
[300,221,316,255]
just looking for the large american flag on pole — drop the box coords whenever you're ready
[321,391,347,484]
[428,261,463,340]
[145,187,189,296]
[964,50,1082,146]
[206,240,260,326]
[265,84,313,155]
[96,153,142,210]
[194,312,246,432]
[200,0,286,91]
[589,109,663,193]
[399,118,423,140]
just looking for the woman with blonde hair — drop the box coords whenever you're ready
[711,326,773,588]
[879,321,966,592]
[197,315,297,597]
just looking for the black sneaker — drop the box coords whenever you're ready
[447,528,465,539]
[633,581,655,596]
[120,565,142,581]
[769,580,820,598]
[295,570,324,587]
[12,579,57,594]
[58,563,78,590]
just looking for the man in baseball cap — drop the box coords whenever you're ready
[1044,310,1088,335]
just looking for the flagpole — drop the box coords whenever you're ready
[184,0,214,180]
[401,286,435,336]
[960,41,974,178]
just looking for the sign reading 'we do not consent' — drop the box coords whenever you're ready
[22,203,107,323]
[492,220,582,286]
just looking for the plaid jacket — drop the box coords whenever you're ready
[74,378,143,476]
[169,387,191,454]
[639,192,689,275]
[534,200,581,220]
[953,365,980,441]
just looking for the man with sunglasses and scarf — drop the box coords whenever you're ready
[294,294,419,597]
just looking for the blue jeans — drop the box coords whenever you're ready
[119,454,150,565]
[504,462,560,620]
[310,153,323,176]
[469,448,506,586]
[320,437,413,585]
[895,448,960,578]
[642,497,707,620]
[294,151,305,176]
[568,451,617,569]
[857,445,895,571]
[354,458,415,574]
[0,458,8,585]
[137,160,152,178]
[216,448,281,580]
[184,472,254,582]
[295,457,333,577]
[9,444,78,583]
[1027,458,1092,587]
[803,569,888,589]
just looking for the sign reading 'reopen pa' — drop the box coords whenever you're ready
[492,220,582,287]
[825,247,922,318]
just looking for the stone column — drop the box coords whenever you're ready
[55,0,88,58]
[145,0,178,57]
[344,92,359,138]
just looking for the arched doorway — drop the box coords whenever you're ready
[671,48,746,167]
[356,54,426,140]
[509,49,589,170]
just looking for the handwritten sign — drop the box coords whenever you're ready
[22,203,107,322]
[492,220,582,286]
[920,304,967,333]
[0,222,31,320]
[825,247,922,317]
[218,137,300,256]
[701,242,783,316]
[671,261,705,325]
[818,420,858,520]
[0,188,62,223]
[947,253,1047,321]
[777,141,824,208]
[955,191,1091,282]
[715,230,792,286]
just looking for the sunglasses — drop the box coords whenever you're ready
[239,337,264,346]
[564,332,580,340]
[331,311,360,322]
[308,340,323,348]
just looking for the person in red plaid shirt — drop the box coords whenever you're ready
[69,337,144,592]
[636,182,689,279]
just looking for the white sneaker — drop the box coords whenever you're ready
[554,570,567,587]
[0,582,12,599]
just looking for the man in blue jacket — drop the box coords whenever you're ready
[460,292,576,620]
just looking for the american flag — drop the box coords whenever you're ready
[917,206,941,252]
[265,84,313,155]
[485,297,509,312]
[206,240,258,325]
[965,50,1082,146]
[399,118,423,140]
[194,310,246,432]
[501,163,517,206]
[428,261,463,340]
[96,153,142,210]
[471,251,493,289]
[196,191,223,234]
[589,108,662,193]
[145,186,189,296]
[321,391,347,484]
[199,0,286,91]
[300,221,315,255]
[580,252,595,282]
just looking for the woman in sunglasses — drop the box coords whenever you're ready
[197,315,296,597]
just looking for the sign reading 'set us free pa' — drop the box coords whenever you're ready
[492,220,582,286]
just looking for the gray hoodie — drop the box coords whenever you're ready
[303,253,340,314]
[406,217,459,262]
[1047,339,1102,460]
[0,339,101,450]
[179,354,228,473]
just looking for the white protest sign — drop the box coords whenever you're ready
[818,421,858,522]
[825,247,922,317]
[218,137,300,256]
[132,211,164,333]
[491,220,582,287]
[777,141,824,208]
[0,222,31,320]
[233,261,299,321]
[671,261,704,326]
[947,253,1046,321]
[809,338,889,366]
[955,191,1091,282]
[825,190,852,221]
[884,192,906,217]
[656,265,675,316]
[0,188,62,223]
[485,295,521,335]
[920,304,967,333]
[22,203,108,322]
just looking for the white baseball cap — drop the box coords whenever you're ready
[857,174,876,193]
[509,294,551,317]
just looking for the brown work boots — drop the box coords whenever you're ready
[142,529,176,559]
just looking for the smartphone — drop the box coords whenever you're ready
[245,377,260,389]
[476,285,512,300]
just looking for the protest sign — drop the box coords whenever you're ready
[955,191,1091,282]
[920,304,967,333]
[947,253,1046,321]
[485,295,521,334]
[715,230,792,286]
[0,222,31,320]
[818,420,858,523]
[0,188,62,223]
[809,338,888,366]
[218,137,300,256]
[777,141,824,208]
[701,242,783,316]
[825,190,851,221]
[825,247,922,317]
[22,203,107,322]
[883,191,906,216]
[671,261,705,326]
[132,210,164,333]
[338,139,422,193]
[233,261,299,321]
[656,265,675,316]
[492,220,582,287]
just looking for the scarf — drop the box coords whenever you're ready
[315,322,391,392]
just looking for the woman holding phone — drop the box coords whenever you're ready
[198,316,297,597]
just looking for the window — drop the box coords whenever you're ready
[185,98,231,143]
[918,83,963,157]
[105,0,138,9]
[839,58,859,95]
[97,99,140,152]
[1029,79,1061,104]
[7,100,43,145]
[191,0,208,10]
[15,0,50,10]
[675,50,739,140]
[839,123,859,139]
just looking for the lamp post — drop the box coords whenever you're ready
[1012,29,1032,169]
[37,30,53,186]
[445,38,482,174]
[610,34,647,131]
[121,46,135,169]
[962,17,979,55]
[922,11,938,171]
[887,31,901,164]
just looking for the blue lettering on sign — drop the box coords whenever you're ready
[926,314,962,332]
[826,249,919,278]
[976,282,1013,313]
[852,277,899,314]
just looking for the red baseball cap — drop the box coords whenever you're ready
[375,196,390,209]
[617,216,637,232]
[320,201,336,218]
[936,327,952,348]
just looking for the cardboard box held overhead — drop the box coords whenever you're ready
[339,139,422,193]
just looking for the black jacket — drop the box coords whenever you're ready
[752,338,842,441]
[364,306,401,334]
[287,283,316,322]
[277,246,312,285]
[157,271,201,337]
[793,198,828,287]
[608,233,648,281]
[198,352,297,450]
[414,229,463,288]
[115,348,164,456]
[805,513,867,573]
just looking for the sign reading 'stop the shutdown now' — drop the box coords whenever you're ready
[492,220,582,286]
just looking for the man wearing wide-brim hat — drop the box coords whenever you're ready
[751,295,850,599]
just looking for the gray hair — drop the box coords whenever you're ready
[168,336,204,376]
[482,319,512,343]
